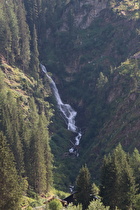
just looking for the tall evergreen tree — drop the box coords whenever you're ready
[29,115,47,194]
[0,1,12,62]
[6,0,20,63]
[0,85,25,175]
[76,165,91,210]
[100,144,136,210]
[87,199,110,210]
[16,0,30,70]
[1,91,24,175]
[40,112,53,192]
[100,154,118,209]
[129,148,140,193]
[28,98,53,193]
[0,132,22,210]
[30,24,39,79]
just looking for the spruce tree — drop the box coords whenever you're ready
[100,144,136,210]
[75,165,91,210]
[16,0,30,70]
[87,199,110,210]
[29,112,53,193]
[0,132,22,210]
[30,24,39,79]
[40,112,53,192]
[27,99,53,194]
[0,91,24,175]
[100,154,118,209]
[129,148,140,193]
[6,0,20,63]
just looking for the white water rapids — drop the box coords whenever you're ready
[41,64,82,155]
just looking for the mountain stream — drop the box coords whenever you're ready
[41,64,82,156]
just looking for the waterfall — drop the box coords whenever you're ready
[41,64,82,155]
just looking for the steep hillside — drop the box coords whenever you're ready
[38,0,140,188]
[0,55,54,195]
[0,0,140,194]
[81,56,140,178]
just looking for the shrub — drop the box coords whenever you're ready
[49,199,63,210]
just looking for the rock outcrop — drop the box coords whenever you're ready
[59,0,108,31]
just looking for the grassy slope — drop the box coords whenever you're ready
[0,57,53,117]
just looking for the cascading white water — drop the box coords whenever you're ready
[41,64,82,155]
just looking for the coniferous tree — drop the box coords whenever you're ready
[30,24,39,79]
[29,114,47,194]
[28,98,53,193]
[0,132,22,210]
[92,183,100,198]
[6,0,20,63]
[129,148,140,193]
[0,91,24,175]
[27,97,39,190]
[0,1,12,62]
[76,165,91,210]
[0,1,8,56]
[30,112,53,193]
[100,144,136,210]
[16,0,30,70]
[100,154,118,209]
[40,112,53,192]
[87,199,110,210]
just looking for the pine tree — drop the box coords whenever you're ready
[87,199,110,210]
[100,154,118,209]
[0,132,22,210]
[27,98,53,193]
[75,165,91,210]
[6,0,20,63]
[100,144,137,210]
[40,112,53,192]
[30,24,39,79]
[129,148,140,193]
[0,1,12,62]
[30,112,53,193]
[0,90,24,175]
[16,0,31,70]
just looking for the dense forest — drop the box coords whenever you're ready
[0,0,140,209]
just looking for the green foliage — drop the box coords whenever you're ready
[16,0,31,70]
[109,0,140,19]
[67,203,82,210]
[27,99,53,194]
[100,144,137,210]
[76,165,92,210]
[87,199,110,210]
[30,24,39,79]
[54,189,69,199]
[26,207,33,210]
[91,183,100,197]
[0,132,22,210]
[0,90,25,174]
[30,200,42,207]
[129,148,140,193]
[97,72,108,89]
[134,194,140,210]
[0,0,140,206]
[49,199,63,210]
[0,0,30,69]
[0,63,53,195]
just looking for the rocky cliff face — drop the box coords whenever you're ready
[58,0,108,31]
